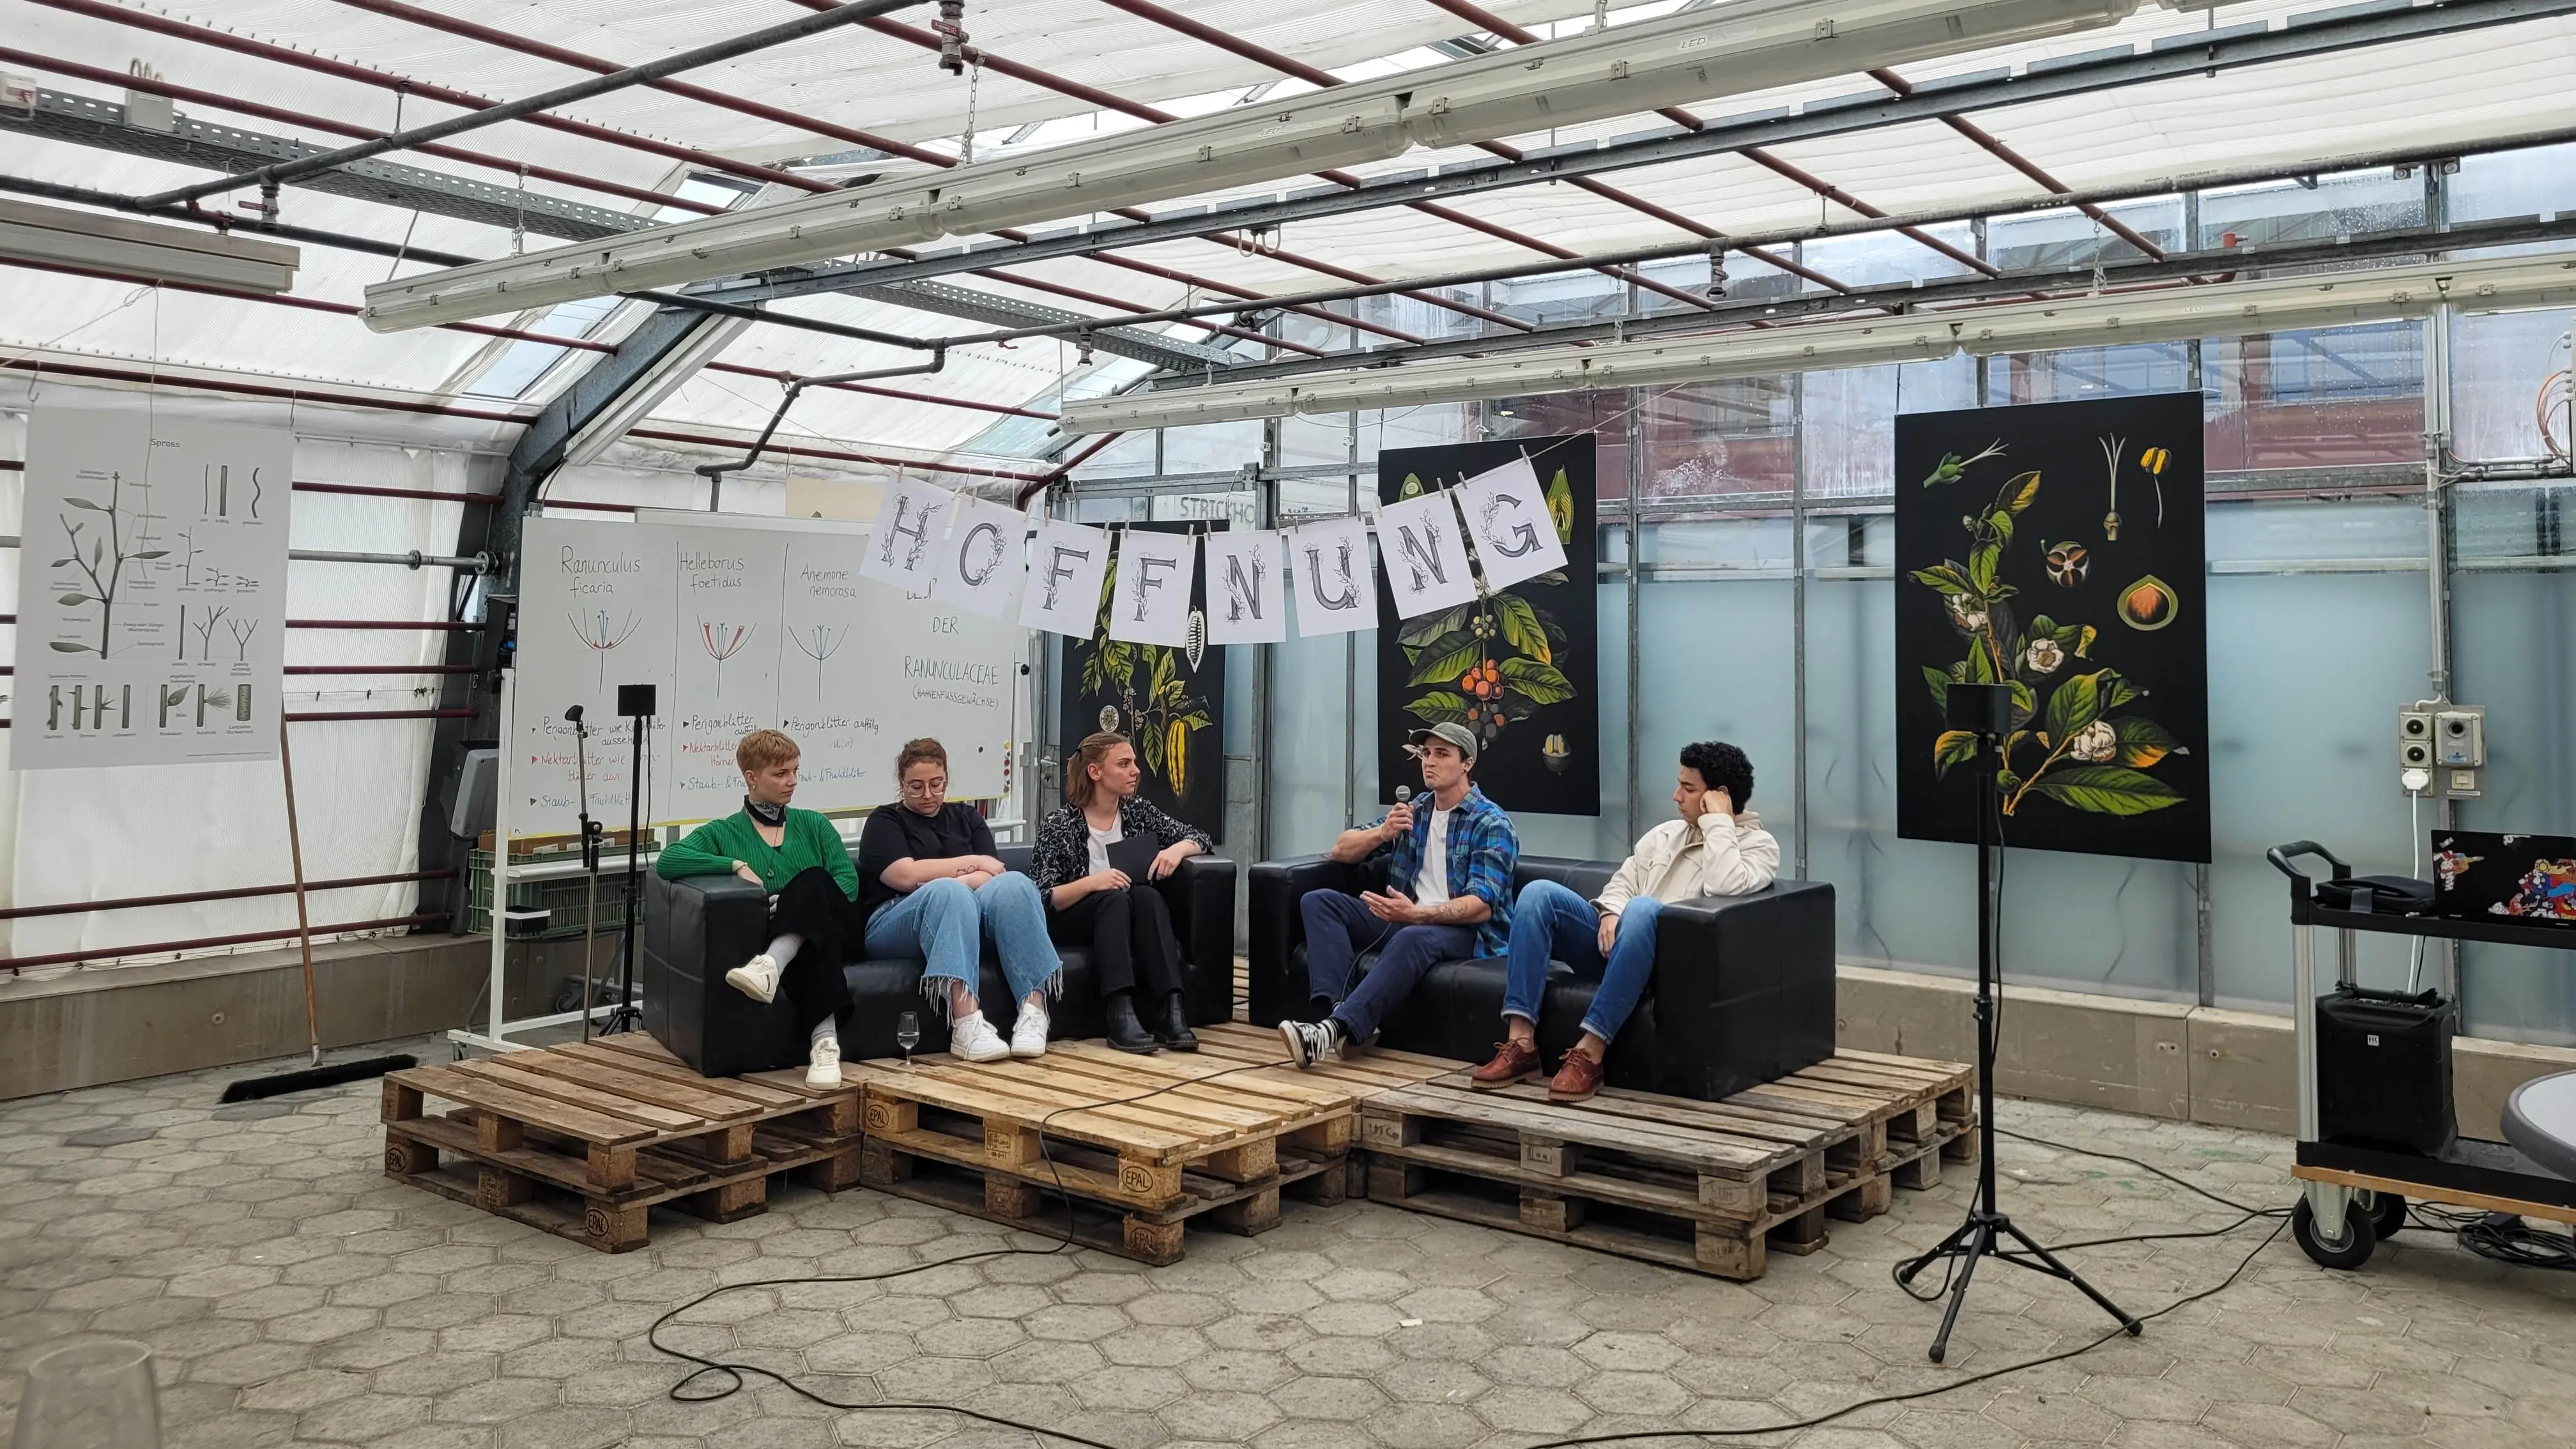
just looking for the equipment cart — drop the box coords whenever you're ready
[2271,841,2576,1268]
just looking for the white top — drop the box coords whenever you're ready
[1085,820,1123,874]
[1416,806,1455,908]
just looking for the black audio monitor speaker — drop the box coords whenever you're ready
[1946,681,2014,737]
[617,683,657,717]
[2316,984,2457,1157]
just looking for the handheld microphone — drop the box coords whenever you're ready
[1394,785,1413,813]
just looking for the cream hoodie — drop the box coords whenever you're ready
[1594,808,1781,915]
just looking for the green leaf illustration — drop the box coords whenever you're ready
[1499,656,1575,703]
[1494,594,1551,665]
[1922,666,1952,711]
[1411,636,1484,688]
[2110,717,2186,769]
[2043,670,2106,742]
[1405,693,1471,725]
[1399,605,1468,649]
[1933,729,1979,778]
[2004,471,2042,513]
[1968,544,2000,595]
[1911,565,1972,596]
[2028,765,2186,816]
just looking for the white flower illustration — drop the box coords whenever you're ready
[2025,638,2066,675]
[2069,719,2118,763]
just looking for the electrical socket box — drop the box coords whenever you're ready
[2399,707,2435,770]
[2435,707,2486,767]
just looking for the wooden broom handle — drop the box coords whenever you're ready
[280,715,319,1064]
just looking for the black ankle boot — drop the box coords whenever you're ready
[1155,993,1198,1052]
[1105,992,1158,1054]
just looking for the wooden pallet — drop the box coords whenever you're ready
[1359,1050,1975,1281]
[381,1033,864,1252]
[847,1021,1452,1263]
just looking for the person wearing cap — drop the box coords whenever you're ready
[1279,721,1520,1069]
[1471,740,1778,1101]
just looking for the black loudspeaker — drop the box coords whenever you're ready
[617,683,657,717]
[2317,985,2458,1156]
[1946,681,2013,736]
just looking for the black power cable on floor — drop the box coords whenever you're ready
[645,1053,2319,1448]
[2411,1202,2576,1271]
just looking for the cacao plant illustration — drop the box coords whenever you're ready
[1915,454,2188,817]
[1079,553,1213,799]
[50,471,169,658]
[1393,470,1576,745]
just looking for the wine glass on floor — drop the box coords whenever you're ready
[13,1340,160,1449]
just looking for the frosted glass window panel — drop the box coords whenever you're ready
[1646,515,1797,572]
[1268,629,1359,853]
[2197,172,2423,249]
[2207,496,2428,566]
[1071,429,1156,480]
[1641,376,1793,499]
[1511,578,1634,861]
[2448,307,2576,463]
[2204,566,2432,1008]
[2448,142,2576,225]
[1803,356,1980,499]
[1281,413,1355,469]
[2204,323,2424,476]
[1802,223,1981,288]
[2448,564,2576,1045]
[1161,422,1262,477]
[1987,343,2189,406]
[1636,572,1797,871]
[1277,477,1358,518]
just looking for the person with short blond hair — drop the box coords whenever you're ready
[1027,732,1211,1054]
[855,737,1060,1062]
[656,730,861,1086]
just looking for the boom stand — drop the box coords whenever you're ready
[570,708,607,1041]
[603,684,656,1036]
[1894,682,2140,1363]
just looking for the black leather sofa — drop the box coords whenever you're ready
[645,842,1237,1078]
[1248,853,1836,1102]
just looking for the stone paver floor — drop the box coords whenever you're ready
[6,1035,2575,1449]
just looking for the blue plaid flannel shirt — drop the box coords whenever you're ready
[1371,785,1519,957]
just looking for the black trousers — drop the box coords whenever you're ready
[1048,885,1183,1002]
[767,866,860,1038]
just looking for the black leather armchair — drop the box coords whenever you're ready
[1248,852,1836,1102]
[645,841,1237,1078]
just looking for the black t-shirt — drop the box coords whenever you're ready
[856,802,996,916]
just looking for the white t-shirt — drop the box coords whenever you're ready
[1416,806,1455,908]
[1085,821,1123,874]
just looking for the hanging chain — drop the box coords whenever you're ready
[2088,216,2106,295]
[960,52,983,165]
[512,162,528,256]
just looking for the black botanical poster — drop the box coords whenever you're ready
[1895,394,2209,863]
[1058,521,1227,844]
[1376,436,1600,816]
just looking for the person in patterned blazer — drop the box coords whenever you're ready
[1028,731,1211,1053]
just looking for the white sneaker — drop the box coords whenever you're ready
[1010,1004,1050,1059]
[725,953,780,1004]
[950,1011,1009,1063]
[806,1036,843,1089]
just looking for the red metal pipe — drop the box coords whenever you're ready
[0,46,726,218]
[0,869,457,923]
[22,0,832,195]
[0,358,528,423]
[0,709,475,727]
[0,664,477,677]
[1867,68,2169,263]
[285,620,482,631]
[291,480,498,505]
[2,912,446,974]
[1026,430,1127,503]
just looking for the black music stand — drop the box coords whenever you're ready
[1894,681,2140,1363]
[603,683,655,1036]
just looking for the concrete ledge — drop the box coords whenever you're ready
[0,932,487,1099]
[1837,962,2576,1138]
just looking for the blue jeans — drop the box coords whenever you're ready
[1502,879,1662,1043]
[865,874,1061,1018]
[1300,888,1476,1045]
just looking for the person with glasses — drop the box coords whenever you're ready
[855,738,1062,1062]
[1028,732,1211,1054]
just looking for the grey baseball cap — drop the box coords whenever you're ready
[1407,722,1478,765]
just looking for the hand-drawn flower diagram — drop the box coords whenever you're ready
[699,621,753,696]
[1914,447,2188,818]
[567,610,640,689]
[787,623,845,700]
[50,471,169,658]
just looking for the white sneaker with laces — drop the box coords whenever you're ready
[724,953,780,1004]
[1278,1017,1342,1070]
[949,1010,1010,1063]
[1010,1004,1050,1059]
[806,1036,843,1089]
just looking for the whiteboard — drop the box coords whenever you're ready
[514,513,1020,839]
[15,391,291,769]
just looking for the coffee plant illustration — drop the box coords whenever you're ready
[51,471,168,658]
[1079,553,1213,798]
[1393,468,1577,746]
[1913,450,2187,817]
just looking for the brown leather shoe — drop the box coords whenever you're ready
[1470,1039,1542,1090]
[1547,1050,1605,1103]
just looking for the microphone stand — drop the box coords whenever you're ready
[1894,682,2139,1362]
[570,709,605,1042]
[603,700,652,1037]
